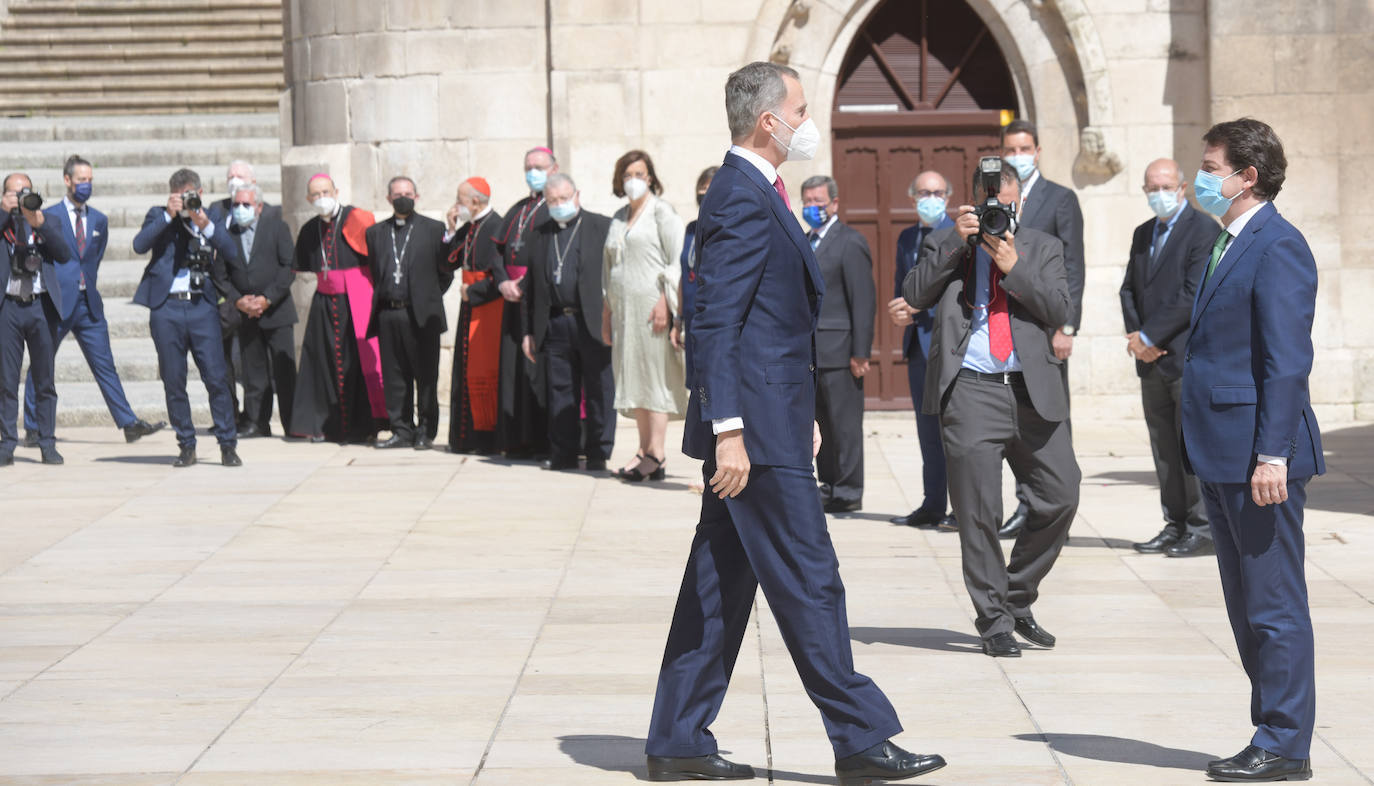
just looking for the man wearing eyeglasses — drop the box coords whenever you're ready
[889,171,957,532]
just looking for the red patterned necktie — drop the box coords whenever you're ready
[988,266,1013,362]
[75,207,86,256]
[773,176,790,210]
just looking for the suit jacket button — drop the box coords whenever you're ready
[808,363,815,372]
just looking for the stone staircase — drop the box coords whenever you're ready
[0,0,283,116]
[3,113,284,427]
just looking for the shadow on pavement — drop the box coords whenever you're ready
[849,627,982,654]
[1088,470,1160,487]
[1014,732,1216,770]
[1065,535,1137,550]
[557,735,837,784]
[93,455,176,465]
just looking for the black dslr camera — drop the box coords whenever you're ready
[185,240,213,289]
[16,187,42,212]
[9,237,42,280]
[968,156,1017,247]
[181,190,202,212]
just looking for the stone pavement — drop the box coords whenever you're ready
[1,415,1371,785]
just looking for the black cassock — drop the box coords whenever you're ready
[446,208,505,453]
[491,195,548,457]
[290,206,384,443]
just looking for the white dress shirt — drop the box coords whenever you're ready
[163,211,216,294]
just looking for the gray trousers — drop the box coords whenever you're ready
[816,366,864,504]
[941,373,1080,639]
[1140,368,1208,536]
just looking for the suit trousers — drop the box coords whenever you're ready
[148,296,237,448]
[1140,368,1207,535]
[647,459,902,760]
[377,306,440,441]
[940,374,1080,638]
[815,366,865,504]
[239,318,297,433]
[1204,478,1315,759]
[24,290,137,432]
[543,311,614,462]
[1009,361,1071,519]
[0,297,59,452]
[906,348,947,513]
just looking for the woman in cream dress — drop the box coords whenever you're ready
[601,150,687,481]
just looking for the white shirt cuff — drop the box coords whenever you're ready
[200,222,215,239]
[712,417,744,435]
[1257,454,1287,466]
[443,229,456,243]
[1138,331,1153,348]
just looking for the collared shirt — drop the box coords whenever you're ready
[1020,169,1041,206]
[234,218,257,264]
[4,220,43,295]
[163,211,216,294]
[810,213,838,244]
[64,196,90,289]
[961,247,1021,374]
[1137,203,1188,348]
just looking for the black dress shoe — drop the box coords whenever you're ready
[998,509,1028,539]
[646,752,755,781]
[982,632,1021,658]
[375,434,413,449]
[1014,614,1056,648]
[237,423,268,439]
[585,458,607,471]
[1166,532,1214,558]
[123,419,167,443]
[39,445,64,465]
[834,740,946,785]
[172,446,197,468]
[891,507,943,528]
[413,435,434,450]
[936,514,959,532]
[824,498,863,514]
[1133,526,1184,553]
[542,457,578,471]
[1206,745,1311,782]
[23,431,39,448]
[221,446,243,467]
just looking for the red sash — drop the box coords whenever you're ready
[463,270,502,431]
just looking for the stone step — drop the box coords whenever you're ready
[0,27,280,47]
[52,380,212,428]
[2,137,281,170]
[13,59,282,81]
[4,10,281,30]
[3,74,284,95]
[0,91,280,116]
[48,336,192,384]
[13,0,280,12]
[0,112,280,143]
[0,41,280,64]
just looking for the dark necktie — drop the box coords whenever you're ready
[75,207,87,289]
[808,230,820,250]
[1150,220,1168,261]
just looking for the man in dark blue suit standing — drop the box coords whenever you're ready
[22,156,163,447]
[889,170,956,532]
[133,168,241,468]
[645,61,944,785]
[1182,118,1322,783]
[0,173,74,466]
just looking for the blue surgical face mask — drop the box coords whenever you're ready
[548,201,578,223]
[801,204,828,229]
[231,204,256,227]
[71,182,93,203]
[1004,153,1036,181]
[1194,169,1244,217]
[916,196,947,226]
[1146,187,1182,219]
[525,168,548,193]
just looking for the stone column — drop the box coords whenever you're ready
[282,0,551,402]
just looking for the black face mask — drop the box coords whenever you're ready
[392,196,415,216]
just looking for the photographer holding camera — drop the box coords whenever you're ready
[0,172,75,466]
[902,158,1079,659]
[132,168,241,468]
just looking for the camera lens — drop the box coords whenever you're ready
[981,208,1011,236]
[19,191,42,211]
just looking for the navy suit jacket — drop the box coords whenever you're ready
[0,213,74,316]
[683,152,824,469]
[894,214,955,359]
[1119,204,1218,379]
[1018,176,1085,329]
[42,201,108,322]
[1180,202,1324,483]
[131,207,238,309]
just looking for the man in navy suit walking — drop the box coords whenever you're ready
[889,170,957,532]
[0,172,74,466]
[1182,118,1322,783]
[133,168,241,468]
[644,61,945,785]
[22,156,163,447]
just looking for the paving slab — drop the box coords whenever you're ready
[0,414,1370,785]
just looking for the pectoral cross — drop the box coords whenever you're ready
[393,264,403,286]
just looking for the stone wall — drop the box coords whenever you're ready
[280,0,1372,419]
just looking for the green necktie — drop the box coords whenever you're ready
[1203,228,1231,285]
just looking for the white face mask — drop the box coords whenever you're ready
[312,195,338,217]
[623,177,649,201]
[231,204,256,227]
[770,113,820,162]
